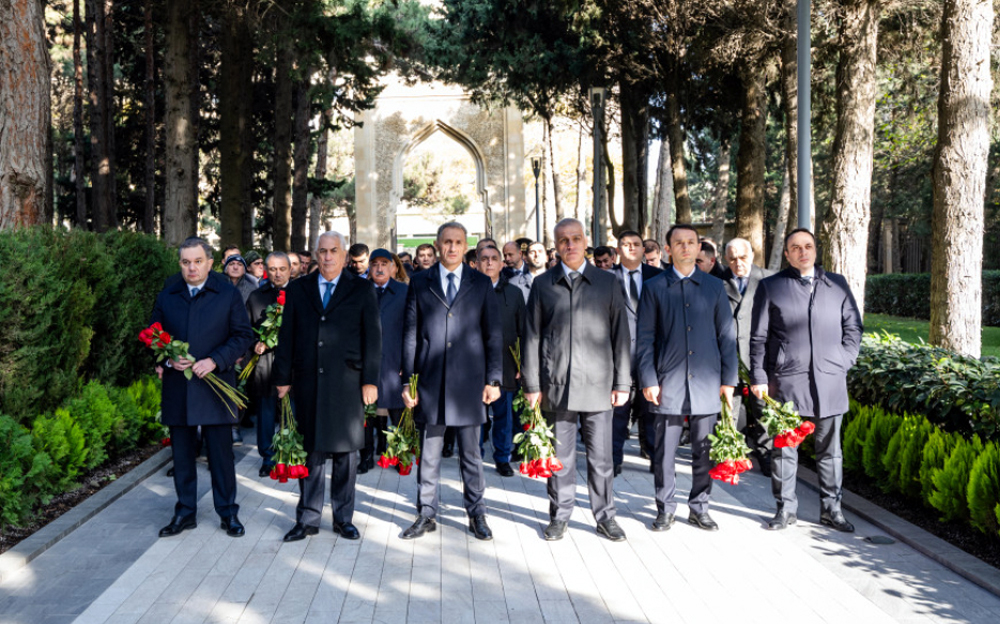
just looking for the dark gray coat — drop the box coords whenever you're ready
[374,278,407,411]
[613,262,663,366]
[522,263,631,412]
[494,276,526,390]
[272,271,382,453]
[245,280,284,398]
[635,267,738,416]
[721,264,775,367]
[749,266,863,418]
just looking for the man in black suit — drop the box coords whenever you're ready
[637,224,738,533]
[696,240,728,280]
[401,222,503,541]
[152,238,255,538]
[501,240,533,302]
[523,218,632,542]
[750,228,863,532]
[610,230,663,475]
[362,248,408,472]
[246,251,292,477]
[273,231,381,542]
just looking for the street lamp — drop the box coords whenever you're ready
[531,157,541,243]
[589,85,606,246]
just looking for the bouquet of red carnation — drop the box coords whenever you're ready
[239,290,285,383]
[708,394,753,485]
[270,394,309,482]
[738,359,814,449]
[139,322,248,420]
[379,374,420,475]
[510,340,563,480]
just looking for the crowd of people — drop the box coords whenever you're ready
[149,218,862,544]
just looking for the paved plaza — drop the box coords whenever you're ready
[2,429,1000,624]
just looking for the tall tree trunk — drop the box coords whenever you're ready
[620,81,640,233]
[603,138,615,241]
[929,0,992,357]
[540,124,550,247]
[163,0,197,245]
[86,0,113,231]
[780,4,800,230]
[188,0,200,222]
[310,108,330,250]
[104,0,117,228]
[665,59,692,224]
[219,5,252,249]
[708,137,731,244]
[272,38,294,252]
[544,116,563,222]
[574,119,585,220]
[769,159,791,270]
[822,0,880,314]
[143,0,155,234]
[0,0,50,228]
[241,68,256,248]
[652,137,673,243]
[74,0,88,229]
[291,77,311,252]
[735,64,767,265]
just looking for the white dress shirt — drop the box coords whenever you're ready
[440,263,463,295]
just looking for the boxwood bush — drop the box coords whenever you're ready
[866,271,1000,326]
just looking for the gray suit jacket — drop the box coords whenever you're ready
[722,265,775,367]
[614,263,663,367]
[523,263,631,412]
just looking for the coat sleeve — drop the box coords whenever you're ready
[635,281,659,390]
[272,287,296,387]
[207,289,256,373]
[609,280,632,392]
[748,280,770,385]
[522,281,542,394]
[840,279,864,365]
[716,285,739,386]
[482,283,503,384]
[361,284,382,387]
[402,280,418,381]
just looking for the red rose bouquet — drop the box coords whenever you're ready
[708,393,753,485]
[379,374,420,475]
[270,394,309,482]
[510,340,563,479]
[139,322,248,420]
[738,359,814,449]
[239,290,286,382]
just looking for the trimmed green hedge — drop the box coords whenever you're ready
[866,271,1000,326]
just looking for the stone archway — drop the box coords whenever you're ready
[353,79,525,249]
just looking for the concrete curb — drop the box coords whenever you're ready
[0,446,173,585]
[797,465,1000,598]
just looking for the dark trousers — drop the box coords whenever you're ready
[297,450,358,527]
[361,409,403,463]
[652,413,717,515]
[612,390,650,467]
[772,415,843,515]
[170,424,238,519]
[548,409,615,523]
[482,390,515,463]
[417,423,486,518]
[257,395,276,467]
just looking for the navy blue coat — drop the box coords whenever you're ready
[402,264,503,426]
[375,278,407,411]
[749,266,863,418]
[150,274,255,427]
[635,267,738,416]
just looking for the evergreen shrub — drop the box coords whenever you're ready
[921,429,959,504]
[31,408,87,494]
[930,435,983,523]
[863,407,902,487]
[967,443,1000,536]
[883,414,921,494]
[843,403,875,473]
[865,271,1000,325]
[898,418,934,500]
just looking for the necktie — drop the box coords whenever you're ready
[738,277,747,295]
[377,286,385,302]
[628,270,639,309]
[323,281,334,307]
[191,287,200,298]
[569,271,581,288]
[800,276,813,287]
[446,273,457,305]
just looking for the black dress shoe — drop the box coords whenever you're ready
[232,427,243,447]
[166,466,175,477]
[651,513,675,532]
[401,516,436,540]
[358,461,370,475]
[159,515,196,537]
[688,512,719,531]
[544,519,568,541]
[220,515,245,537]
[259,465,272,478]
[767,510,797,531]
[596,519,627,542]
[613,464,622,477]
[442,444,455,458]
[334,522,361,540]
[366,457,375,470]
[283,522,319,542]
[496,462,514,477]
[469,514,493,541]
[820,511,855,533]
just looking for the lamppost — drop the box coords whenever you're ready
[589,85,606,246]
[797,0,812,230]
[531,157,541,243]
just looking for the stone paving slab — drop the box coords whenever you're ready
[1,428,999,624]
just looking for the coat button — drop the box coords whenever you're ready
[319,368,325,374]
[687,326,692,332]
[447,342,452,348]
[448,313,453,318]
[685,303,690,307]
[688,373,693,379]
[689,350,694,355]
[321,316,326,322]
[318,341,324,347]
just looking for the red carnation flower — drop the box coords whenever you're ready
[398,463,412,476]
[377,455,391,469]
[546,457,563,472]
[277,290,286,306]
[742,386,750,396]
[161,437,171,447]
[523,423,530,431]
[798,420,816,435]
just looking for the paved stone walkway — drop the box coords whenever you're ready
[1,429,999,624]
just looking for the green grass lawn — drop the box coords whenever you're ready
[865,313,1000,359]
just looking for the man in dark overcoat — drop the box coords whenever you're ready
[523,218,632,543]
[245,251,292,477]
[401,222,503,541]
[637,224,738,533]
[273,231,381,542]
[152,237,254,538]
[750,228,863,532]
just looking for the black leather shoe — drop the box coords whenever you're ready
[613,464,623,477]
[401,516,436,540]
[259,465,272,478]
[283,522,319,542]
[220,515,245,537]
[469,514,493,541]
[688,512,719,531]
[442,444,455,458]
[596,519,626,542]
[767,510,797,531]
[358,460,370,475]
[334,522,361,540]
[544,519,568,541]
[651,513,675,532]
[496,462,514,477]
[159,515,196,537]
[366,457,375,470]
[232,427,243,447]
[820,511,855,533]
